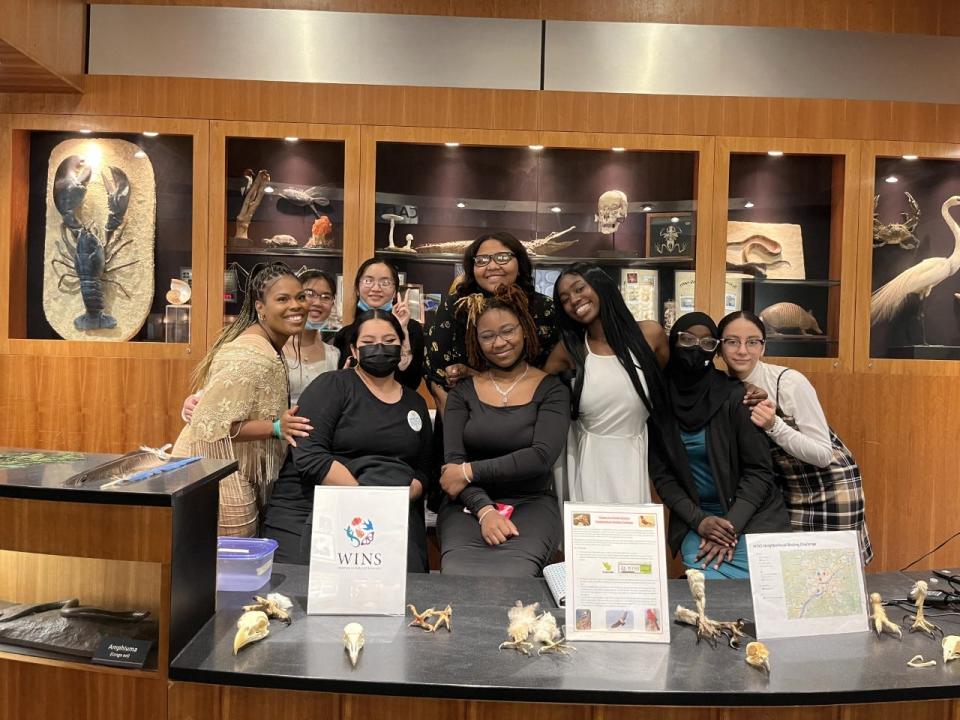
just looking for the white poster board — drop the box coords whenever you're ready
[745,530,868,639]
[674,270,696,316]
[564,503,671,643]
[307,486,408,615]
[620,268,658,322]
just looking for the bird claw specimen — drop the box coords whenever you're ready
[905,581,942,638]
[907,654,937,668]
[868,592,902,640]
[407,604,452,633]
[676,570,746,648]
[745,641,770,675]
[942,636,960,664]
[233,610,270,654]
[343,622,364,667]
[243,593,293,625]
[498,601,575,656]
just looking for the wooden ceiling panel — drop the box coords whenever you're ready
[0,39,81,93]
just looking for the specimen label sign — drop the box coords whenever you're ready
[307,486,408,616]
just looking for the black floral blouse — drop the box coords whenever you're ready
[424,289,558,388]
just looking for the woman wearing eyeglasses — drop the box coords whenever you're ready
[332,257,425,391]
[649,312,789,579]
[718,311,872,564]
[285,269,340,405]
[425,232,558,416]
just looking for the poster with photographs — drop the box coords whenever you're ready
[674,271,696,317]
[620,269,658,322]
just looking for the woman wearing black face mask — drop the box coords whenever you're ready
[438,286,570,577]
[649,312,789,579]
[261,310,433,571]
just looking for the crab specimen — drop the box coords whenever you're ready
[233,610,270,654]
[942,635,960,664]
[873,192,920,250]
[498,601,575,656]
[868,592,902,640]
[745,641,770,675]
[242,593,293,625]
[905,581,942,638]
[343,622,364,667]
[407,604,452,633]
[675,569,747,648]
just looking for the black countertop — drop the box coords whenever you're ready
[169,565,960,706]
[0,449,237,506]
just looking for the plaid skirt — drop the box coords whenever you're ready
[770,430,873,566]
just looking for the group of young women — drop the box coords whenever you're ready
[176,231,871,580]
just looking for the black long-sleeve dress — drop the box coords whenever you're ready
[440,374,570,577]
[333,315,425,391]
[262,369,433,571]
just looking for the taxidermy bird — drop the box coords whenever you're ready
[240,169,254,198]
[870,196,960,343]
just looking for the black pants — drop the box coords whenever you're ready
[438,493,561,577]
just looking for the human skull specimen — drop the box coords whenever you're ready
[597,190,628,235]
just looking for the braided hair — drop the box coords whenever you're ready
[553,262,669,423]
[191,261,299,390]
[458,284,539,371]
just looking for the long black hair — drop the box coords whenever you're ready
[347,308,406,347]
[456,231,535,297]
[553,262,669,422]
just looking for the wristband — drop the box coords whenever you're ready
[272,418,282,439]
[476,507,494,524]
[461,463,471,484]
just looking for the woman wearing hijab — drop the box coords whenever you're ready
[649,312,789,579]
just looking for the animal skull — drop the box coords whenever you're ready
[233,610,270,654]
[942,635,960,663]
[745,641,770,674]
[596,190,628,235]
[343,622,365,667]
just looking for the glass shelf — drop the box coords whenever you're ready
[739,278,840,287]
[227,246,343,258]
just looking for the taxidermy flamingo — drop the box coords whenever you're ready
[870,196,960,344]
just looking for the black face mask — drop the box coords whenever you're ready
[673,346,714,375]
[357,344,401,378]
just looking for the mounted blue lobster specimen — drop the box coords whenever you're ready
[51,155,138,330]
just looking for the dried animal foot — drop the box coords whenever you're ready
[499,640,534,655]
[868,593,903,640]
[242,594,292,625]
[905,612,942,639]
[538,637,576,655]
[407,604,436,631]
[428,605,452,633]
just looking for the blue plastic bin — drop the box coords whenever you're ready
[216,536,279,591]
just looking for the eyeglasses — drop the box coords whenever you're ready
[359,277,395,289]
[303,289,334,302]
[721,337,765,349]
[478,324,521,345]
[676,331,720,352]
[474,252,516,267]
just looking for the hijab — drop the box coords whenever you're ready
[666,312,735,432]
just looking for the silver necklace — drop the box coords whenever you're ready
[488,364,529,406]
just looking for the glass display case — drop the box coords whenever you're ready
[869,156,960,360]
[723,152,843,358]
[223,137,346,329]
[373,141,699,328]
[18,129,194,343]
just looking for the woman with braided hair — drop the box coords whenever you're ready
[173,262,311,537]
[438,285,570,577]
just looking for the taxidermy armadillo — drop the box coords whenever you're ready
[759,302,823,335]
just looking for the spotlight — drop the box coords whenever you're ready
[529,145,544,151]
[744,201,755,208]
[885,176,898,183]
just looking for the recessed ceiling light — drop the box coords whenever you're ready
[264,186,275,194]
[642,205,653,212]
[142,131,159,137]
[744,201,755,208]
[612,147,626,152]
[550,206,562,213]
[885,176,898,183]
[284,136,299,143]
[134,150,147,159]
[767,150,784,157]
[529,145,544,151]
[456,202,466,208]
[670,216,680,223]
[902,154,918,161]
[78,128,92,134]
[444,142,460,147]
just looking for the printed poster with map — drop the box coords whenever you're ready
[745,531,868,639]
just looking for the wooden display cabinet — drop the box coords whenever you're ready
[712,137,860,373]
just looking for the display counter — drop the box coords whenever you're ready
[170,564,960,714]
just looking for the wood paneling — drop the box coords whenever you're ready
[0,498,172,562]
[0,40,79,94]
[169,682,342,719]
[0,0,84,92]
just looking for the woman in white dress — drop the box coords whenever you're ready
[546,263,669,503]
[285,269,340,404]
[717,310,872,565]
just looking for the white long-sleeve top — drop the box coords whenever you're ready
[742,361,834,468]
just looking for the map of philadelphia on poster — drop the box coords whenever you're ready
[746,531,868,639]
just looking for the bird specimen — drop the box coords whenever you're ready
[905,581,942,638]
[233,610,270,654]
[868,592,902,640]
[408,604,453,633]
[745,641,770,675]
[674,569,747,648]
[498,601,575,656]
[343,622,364,667]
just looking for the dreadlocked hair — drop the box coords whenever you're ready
[553,262,670,423]
[458,284,540,371]
[191,261,299,391]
